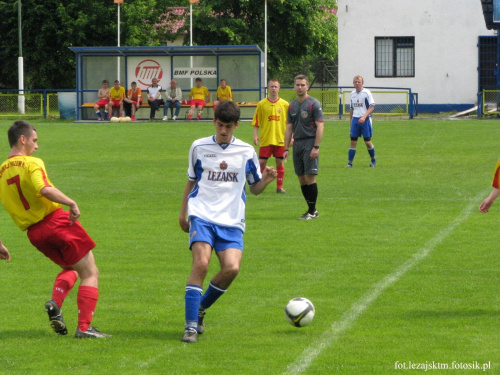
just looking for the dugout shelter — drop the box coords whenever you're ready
[70,45,265,121]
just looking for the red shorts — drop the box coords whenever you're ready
[27,209,96,267]
[191,99,205,107]
[111,100,122,108]
[96,99,109,108]
[259,145,285,159]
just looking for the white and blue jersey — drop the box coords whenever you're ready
[187,135,262,232]
[350,88,375,118]
[350,88,375,138]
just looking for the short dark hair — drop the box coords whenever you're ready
[8,120,36,148]
[294,74,309,85]
[214,100,240,124]
[131,81,137,85]
[102,80,109,84]
[195,78,202,82]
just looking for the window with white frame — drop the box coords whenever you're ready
[375,37,415,78]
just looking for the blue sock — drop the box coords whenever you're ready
[348,148,356,164]
[368,147,375,161]
[185,284,202,329]
[200,282,227,310]
[96,110,102,117]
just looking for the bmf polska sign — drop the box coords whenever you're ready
[173,68,217,78]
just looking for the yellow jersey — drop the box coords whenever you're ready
[110,86,125,101]
[190,86,210,101]
[492,159,500,189]
[252,97,289,147]
[0,156,60,231]
[216,86,233,101]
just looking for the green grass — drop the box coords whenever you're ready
[0,118,498,374]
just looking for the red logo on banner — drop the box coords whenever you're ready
[135,60,163,86]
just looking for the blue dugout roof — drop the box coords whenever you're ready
[69,45,263,57]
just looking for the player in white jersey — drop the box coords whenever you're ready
[179,100,277,343]
[346,75,376,168]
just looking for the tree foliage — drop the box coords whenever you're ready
[0,0,337,89]
[189,0,337,84]
[0,0,176,89]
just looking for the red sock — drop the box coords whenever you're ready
[77,286,99,332]
[277,165,285,189]
[52,270,78,307]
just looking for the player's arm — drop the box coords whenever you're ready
[249,166,277,196]
[283,122,293,161]
[251,108,260,145]
[479,187,500,213]
[179,179,196,233]
[310,120,324,160]
[155,87,162,100]
[124,90,132,103]
[360,104,374,123]
[349,107,353,122]
[0,239,11,263]
[253,125,260,146]
[40,186,80,224]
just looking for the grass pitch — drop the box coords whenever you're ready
[0,117,498,374]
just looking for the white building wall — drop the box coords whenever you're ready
[337,0,496,108]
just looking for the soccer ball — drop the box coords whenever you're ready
[118,116,127,122]
[124,116,131,122]
[285,297,315,327]
[110,116,119,123]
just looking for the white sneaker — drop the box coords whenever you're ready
[172,115,177,120]
[162,116,168,121]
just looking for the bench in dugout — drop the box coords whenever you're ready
[80,101,258,120]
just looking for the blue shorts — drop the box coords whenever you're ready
[350,117,373,139]
[189,217,243,252]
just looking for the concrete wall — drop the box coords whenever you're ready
[337,0,496,111]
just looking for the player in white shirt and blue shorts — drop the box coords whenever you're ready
[179,100,277,343]
[346,75,376,168]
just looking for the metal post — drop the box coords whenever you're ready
[117,3,121,81]
[18,0,25,114]
[264,0,268,96]
[190,3,193,89]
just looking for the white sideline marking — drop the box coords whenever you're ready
[284,191,486,374]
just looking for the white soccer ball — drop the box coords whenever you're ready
[285,297,315,327]
[110,116,119,123]
[118,117,127,123]
[124,116,131,122]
